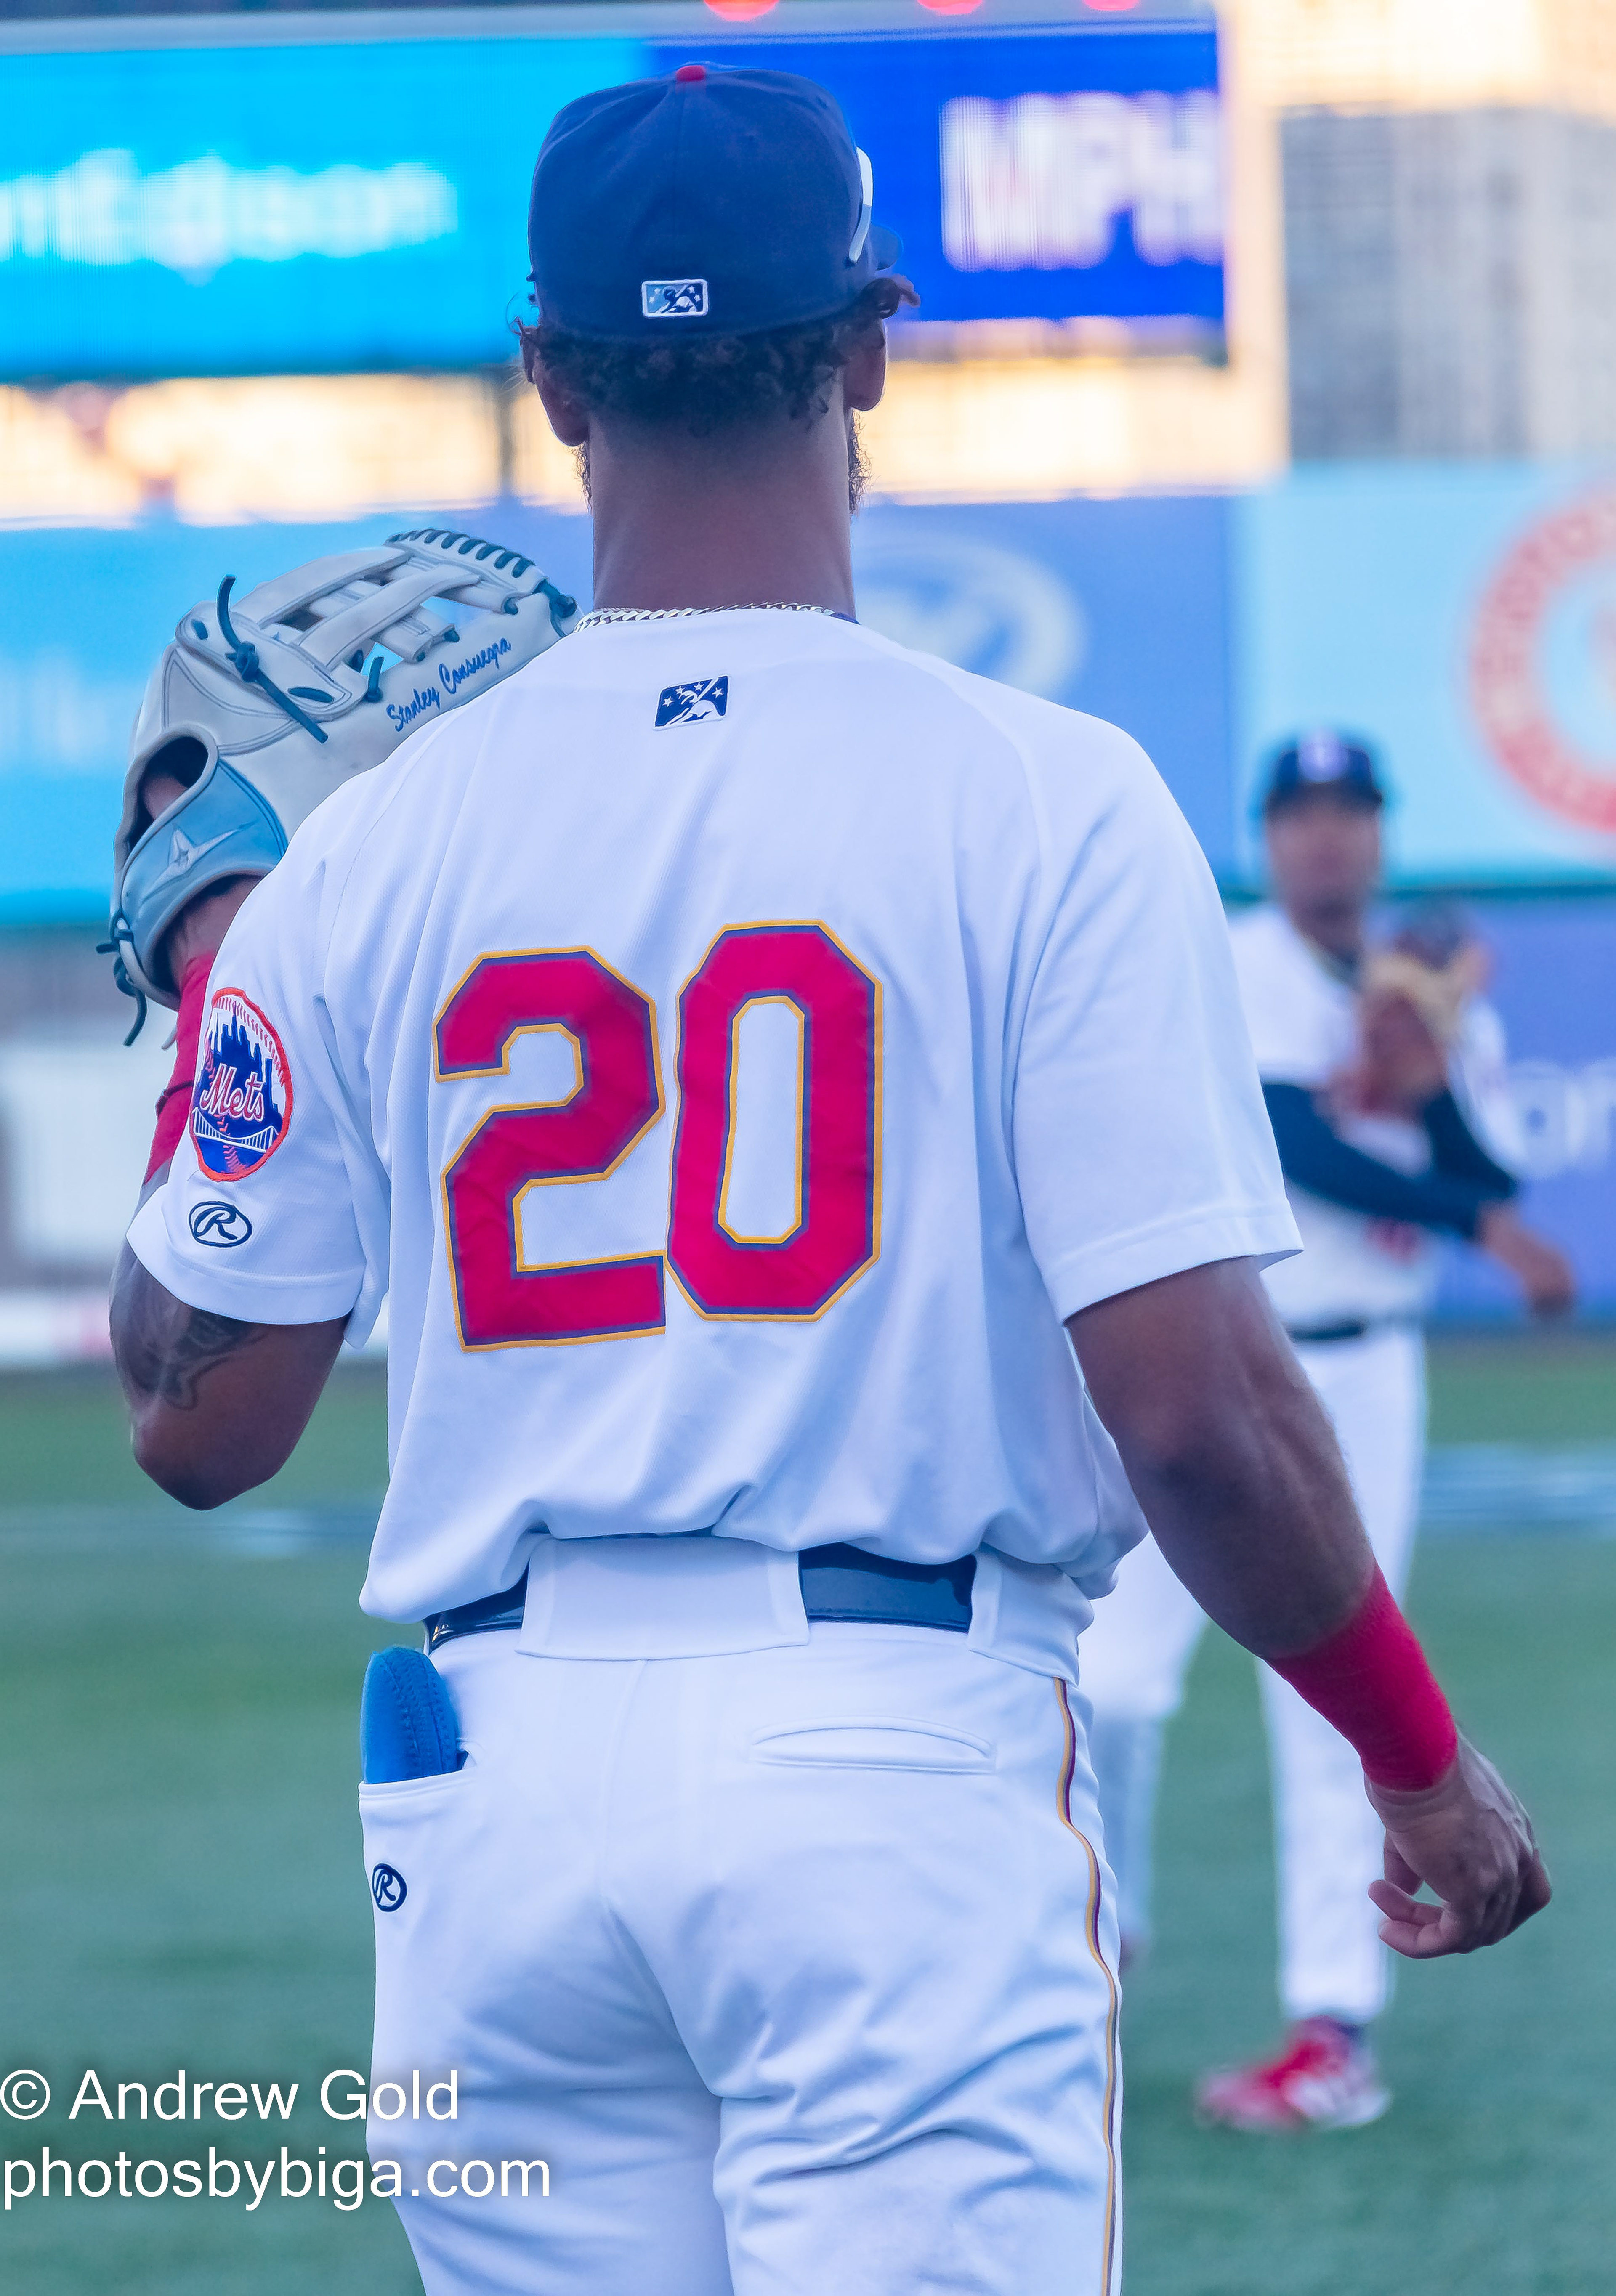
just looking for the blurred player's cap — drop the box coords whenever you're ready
[1261,730,1386,814]
[528,65,903,340]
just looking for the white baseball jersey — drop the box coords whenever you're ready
[131,612,1296,1623]
[1230,905,1512,1329]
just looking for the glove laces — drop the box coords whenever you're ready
[216,577,329,744]
[95,908,149,1044]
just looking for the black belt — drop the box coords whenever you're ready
[425,1542,976,1651]
[1286,1320,1370,1345]
[799,1544,975,1631]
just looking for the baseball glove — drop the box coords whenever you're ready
[1334,936,1489,1118]
[105,527,576,1039]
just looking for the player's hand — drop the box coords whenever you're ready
[1366,1735,1551,1958]
[141,766,258,991]
[1476,1204,1577,1319]
[1347,988,1450,1114]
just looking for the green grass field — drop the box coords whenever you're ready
[0,1340,1611,2293]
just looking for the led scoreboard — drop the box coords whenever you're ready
[0,2,1224,380]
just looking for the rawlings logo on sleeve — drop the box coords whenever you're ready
[189,1200,254,1247]
[190,990,293,1182]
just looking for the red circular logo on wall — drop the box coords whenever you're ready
[1470,489,1616,834]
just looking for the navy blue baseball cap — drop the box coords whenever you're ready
[1261,729,1387,813]
[528,65,904,342]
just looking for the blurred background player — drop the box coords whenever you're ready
[1081,729,1575,2133]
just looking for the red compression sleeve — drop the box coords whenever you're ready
[1266,1565,1458,1791]
[143,956,213,1184]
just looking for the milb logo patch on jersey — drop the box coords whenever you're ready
[190,989,293,1183]
[656,675,728,727]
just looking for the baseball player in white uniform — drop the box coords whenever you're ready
[1082,731,1573,2132]
[110,74,1548,2296]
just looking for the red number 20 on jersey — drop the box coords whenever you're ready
[435,924,882,1348]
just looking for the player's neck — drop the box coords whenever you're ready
[584,402,858,618]
[1284,898,1365,966]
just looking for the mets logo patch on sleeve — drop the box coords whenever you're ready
[656,676,728,727]
[191,989,293,1182]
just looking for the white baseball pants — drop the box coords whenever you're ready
[1080,1323,1426,2024]
[362,1620,1122,2296]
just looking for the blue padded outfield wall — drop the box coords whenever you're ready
[0,466,1611,1311]
[13,461,1616,916]
[0,493,1236,925]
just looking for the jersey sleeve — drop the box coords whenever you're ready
[1011,730,1300,1321]
[126,852,378,1333]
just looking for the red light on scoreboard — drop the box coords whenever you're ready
[917,0,986,13]
[702,0,779,17]
[1084,0,1143,11]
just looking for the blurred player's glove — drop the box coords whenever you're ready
[1360,946,1488,1049]
[1335,909,1490,1118]
[105,528,576,1038]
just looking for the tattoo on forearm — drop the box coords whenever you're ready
[150,1306,265,1409]
[112,1252,266,1411]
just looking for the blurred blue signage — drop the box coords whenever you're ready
[0,493,1232,923]
[1233,464,1616,892]
[0,35,638,379]
[0,13,1222,380]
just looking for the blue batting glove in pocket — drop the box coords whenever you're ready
[361,1646,465,1783]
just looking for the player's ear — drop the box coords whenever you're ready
[532,369,591,450]
[843,274,917,417]
[841,333,888,417]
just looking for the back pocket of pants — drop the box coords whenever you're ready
[358,1748,479,1809]
[748,1719,996,1773]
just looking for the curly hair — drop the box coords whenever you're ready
[518,276,913,438]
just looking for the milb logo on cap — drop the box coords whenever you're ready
[642,278,709,318]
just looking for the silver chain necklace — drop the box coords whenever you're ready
[572,602,846,631]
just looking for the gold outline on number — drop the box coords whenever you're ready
[665,919,883,1325]
[717,993,807,1246]
[434,946,667,1352]
[433,946,640,1087]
